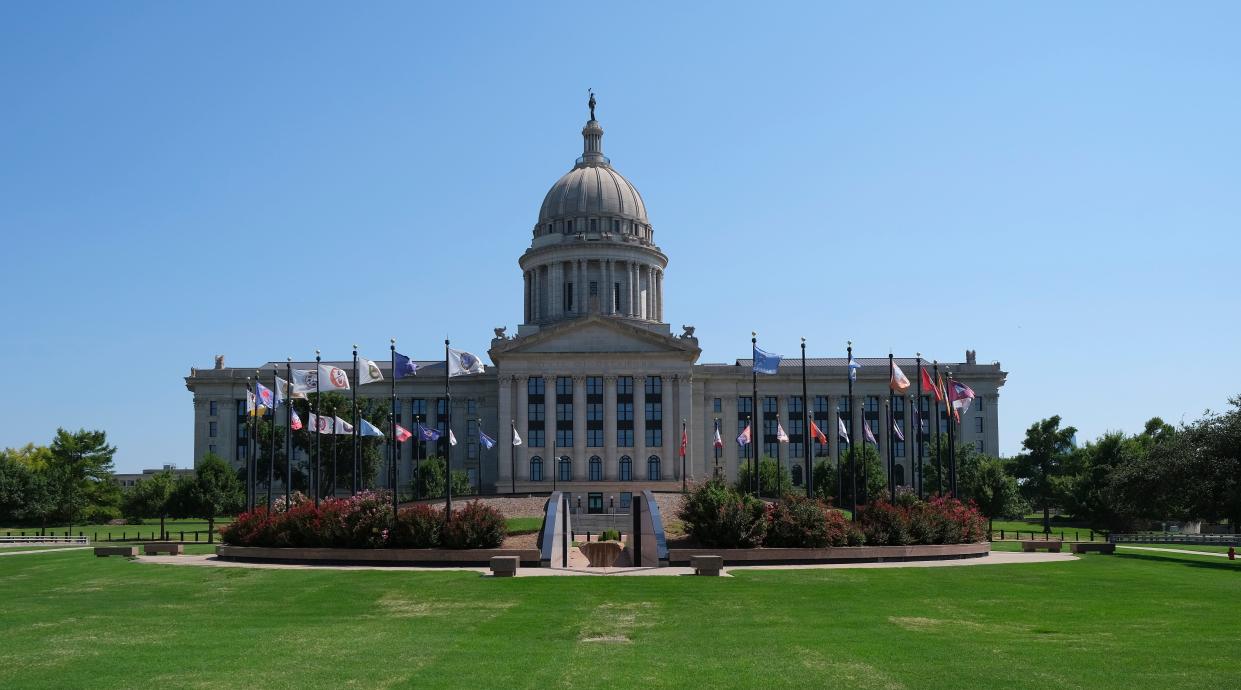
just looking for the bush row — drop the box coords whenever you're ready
[677,480,986,548]
[220,491,505,549]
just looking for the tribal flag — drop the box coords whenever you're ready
[679,427,688,457]
[480,430,496,450]
[290,369,315,398]
[920,366,936,397]
[393,351,418,379]
[935,373,949,408]
[318,364,351,391]
[949,380,976,419]
[417,423,441,442]
[892,417,905,442]
[809,418,828,445]
[394,425,413,443]
[359,419,384,437]
[713,426,724,449]
[913,407,926,435]
[511,424,523,447]
[890,362,911,393]
[776,423,790,443]
[308,413,332,434]
[274,377,289,406]
[848,357,861,383]
[737,424,752,447]
[332,417,354,435]
[290,408,303,431]
[246,390,256,416]
[449,430,458,446]
[256,382,275,409]
[753,345,783,375]
[358,357,384,385]
[837,417,850,444]
[863,421,878,445]
[447,348,485,377]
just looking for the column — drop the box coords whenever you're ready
[603,375,617,479]
[662,374,674,481]
[722,395,738,481]
[572,374,586,480]
[634,375,647,478]
[678,374,693,481]
[497,375,513,487]
[544,373,556,477]
[551,262,562,319]
[630,263,640,318]
[603,260,613,315]
[579,259,587,315]
[516,376,529,480]
[655,270,662,321]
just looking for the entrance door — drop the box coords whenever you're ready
[587,492,603,514]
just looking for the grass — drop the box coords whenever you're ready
[505,517,543,535]
[2,546,1240,688]
[0,519,233,544]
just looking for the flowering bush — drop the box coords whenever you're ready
[390,504,443,548]
[677,480,767,548]
[442,500,506,549]
[764,496,848,548]
[858,496,988,546]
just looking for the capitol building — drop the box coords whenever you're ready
[185,103,1007,512]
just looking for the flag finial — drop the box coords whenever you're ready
[390,337,395,345]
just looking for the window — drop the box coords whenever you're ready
[620,491,632,509]
[976,397,984,411]
[645,427,662,447]
[558,456,572,481]
[590,218,597,233]
[238,444,248,460]
[467,399,477,416]
[866,397,880,413]
[528,402,545,422]
[738,396,753,415]
[563,282,574,311]
[586,377,603,395]
[556,429,573,447]
[556,376,572,396]
[617,376,633,395]
[467,468,477,486]
[789,396,803,414]
[892,396,904,413]
[838,396,851,414]
[209,401,218,416]
[589,281,598,296]
[587,429,603,447]
[617,428,633,447]
[393,398,402,418]
[528,377,545,395]
[975,417,984,433]
[208,444,217,455]
[620,456,632,481]
[589,456,602,481]
[613,283,621,311]
[530,457,543,481]
[612,219,620,233]
[713,398,722,413]
[790,442,803,459]
[556,403,573,421]
[895,440,905,457]
[645,376,662,396]
[975,440,985,453]
[529,428,545,448]
[209,421,218,438]
[894,464,905,486]
[565,219,573,234]
[792,464,803,487]
[644,401,662,422]
[468,443,478,459]
[763,396,778,414]
[617,402,633,422]
[411,398,427,418]
[647,455,661,481]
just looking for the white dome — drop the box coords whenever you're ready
[536,118,648,225]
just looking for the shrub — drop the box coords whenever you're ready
[858,496,988,546]
[391,504,442,548]
[599,529,621,542]
[859,501,913,546]
[442,501,505,549]
[340,492,394,548]
[677,480,766,548]
[764,496,844,548]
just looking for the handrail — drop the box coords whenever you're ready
[0,536,89,545]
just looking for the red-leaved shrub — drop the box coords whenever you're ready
[391,504,443,548]
[764,496,849,548]
[441,500,506,549]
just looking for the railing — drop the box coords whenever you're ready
[990,529,1099,542]
[0,535,89,545]
[3,530,215,544]
[1110,533,1239,546]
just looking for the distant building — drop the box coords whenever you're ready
[184,104,1007,510]
[114,465,195,489]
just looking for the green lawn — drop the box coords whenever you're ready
[1,546,1239,688]
[505,516,543,534]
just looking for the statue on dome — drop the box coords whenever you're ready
[588,89,596,120]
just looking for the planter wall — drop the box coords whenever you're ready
[667,541,989,566]
[217,545,541,567]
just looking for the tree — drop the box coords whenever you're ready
[412,457,475,500]
[734,456,793,498]
[123,471,177,539]
[923,436,983,499]
[285,394,391,495]
[47,429,116,532]
[1011,416,1078,534]
[810,446,887,508]
[960,456,1025,533]
[172,453,244,542]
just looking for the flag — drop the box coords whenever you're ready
[890,363,910,393]
[417,423,441,441]
[810,419,828,445]
[332,417,354,435]
[913,407,926,435]
[737,424,751,446]
[246,390,256,415]
[679,427,687,457]
[713,426,724,449]
[359,419,384,437]
[776,423,789,443]
[449,430,458,446]
[935,373,948,405]
[393,351,418,379]
[308,413,332,434]
[256,382,275,409]
[949,379,976,418]
[290,369,315,398]
[480,430,496,450]
[358,357,384,385]
[892,417,905,442]
[848,357,861,383]
[274,377,289,406]
[290,408,303,431]
[394,424,413,443]
[863,422,877,445]
[752,345,783,375]
[920,366,935,395]
[512,425,523,447]
[837,417,850,443]
[318,364,351,391]
[447,348,485,377]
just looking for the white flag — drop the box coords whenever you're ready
[449,429,458,446]
[274,376,290,405]
[776,423,789,443]
[333,417,354,435]
[308,413,332,434]
[291,369,315,398]
[890,363,911,393]
[512,426,523,446]
[837,417,850,444]
[318,364,351,391]
[358,357,384,385]
[447,348,485,377]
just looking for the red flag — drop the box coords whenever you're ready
[394,424,413,443]
[290,409,303,431]
[809,419,828,445]
[921,366,937,399]
[679,427,688,457]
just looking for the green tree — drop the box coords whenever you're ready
[172,453,244,541]
[411,457,474,500]
[123,471,177,539]
[1011,416,1078,534]
[734,456,794,498]
[810,446,886,507]
[960,456,1025,533]
[0,452,36,524]
[47,429,117,533]
[285,394,391,495]
[922,435,983,498]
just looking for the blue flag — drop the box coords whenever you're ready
[394,351,418,379]
[416,423,441,441]
[848,357,861,383]
[479,430,496,450]
[753,345,783,375]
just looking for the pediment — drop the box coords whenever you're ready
[490,316,700,360]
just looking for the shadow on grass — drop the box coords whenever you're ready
[1113,551,1241,572]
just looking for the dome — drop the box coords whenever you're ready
[536,118,648,224]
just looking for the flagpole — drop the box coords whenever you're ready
[268,368,276,511]
[477,417,484,496]
[888,353,896,502]
[751,332,759,497]
[510,420,517,494]
[680,419,687,494]
[947,368,956,497]
[390,339,398,517]
[847,341,857,521]
[801,338,811,499]
[244,375,253,512]
[444,338,452,517]
[915,354,923,500]
[713,418,720,478]
[285,358,292,508]
[933,361,942,496]
[314,350,321,507]
[352,345,359,495]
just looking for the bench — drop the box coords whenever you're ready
[94,546,139,557]
[143,542,184,556]
[1070,542,1115,554]
[1021,540,1062,553]
[489,556,520,577]
[690,555,724,576]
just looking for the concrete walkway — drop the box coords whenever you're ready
[1117,545,1236,559]
[135,550,1074,576]
[0,546,92,557]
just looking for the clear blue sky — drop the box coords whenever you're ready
[2,2,1238,472]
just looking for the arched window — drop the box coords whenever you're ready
[589,456,602,481]
[558,456,572,482]
[894,464,905,487]
[619,455,632,481]
[647,455,661,481]
[792,464,803,487]
[530,456,543,482]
